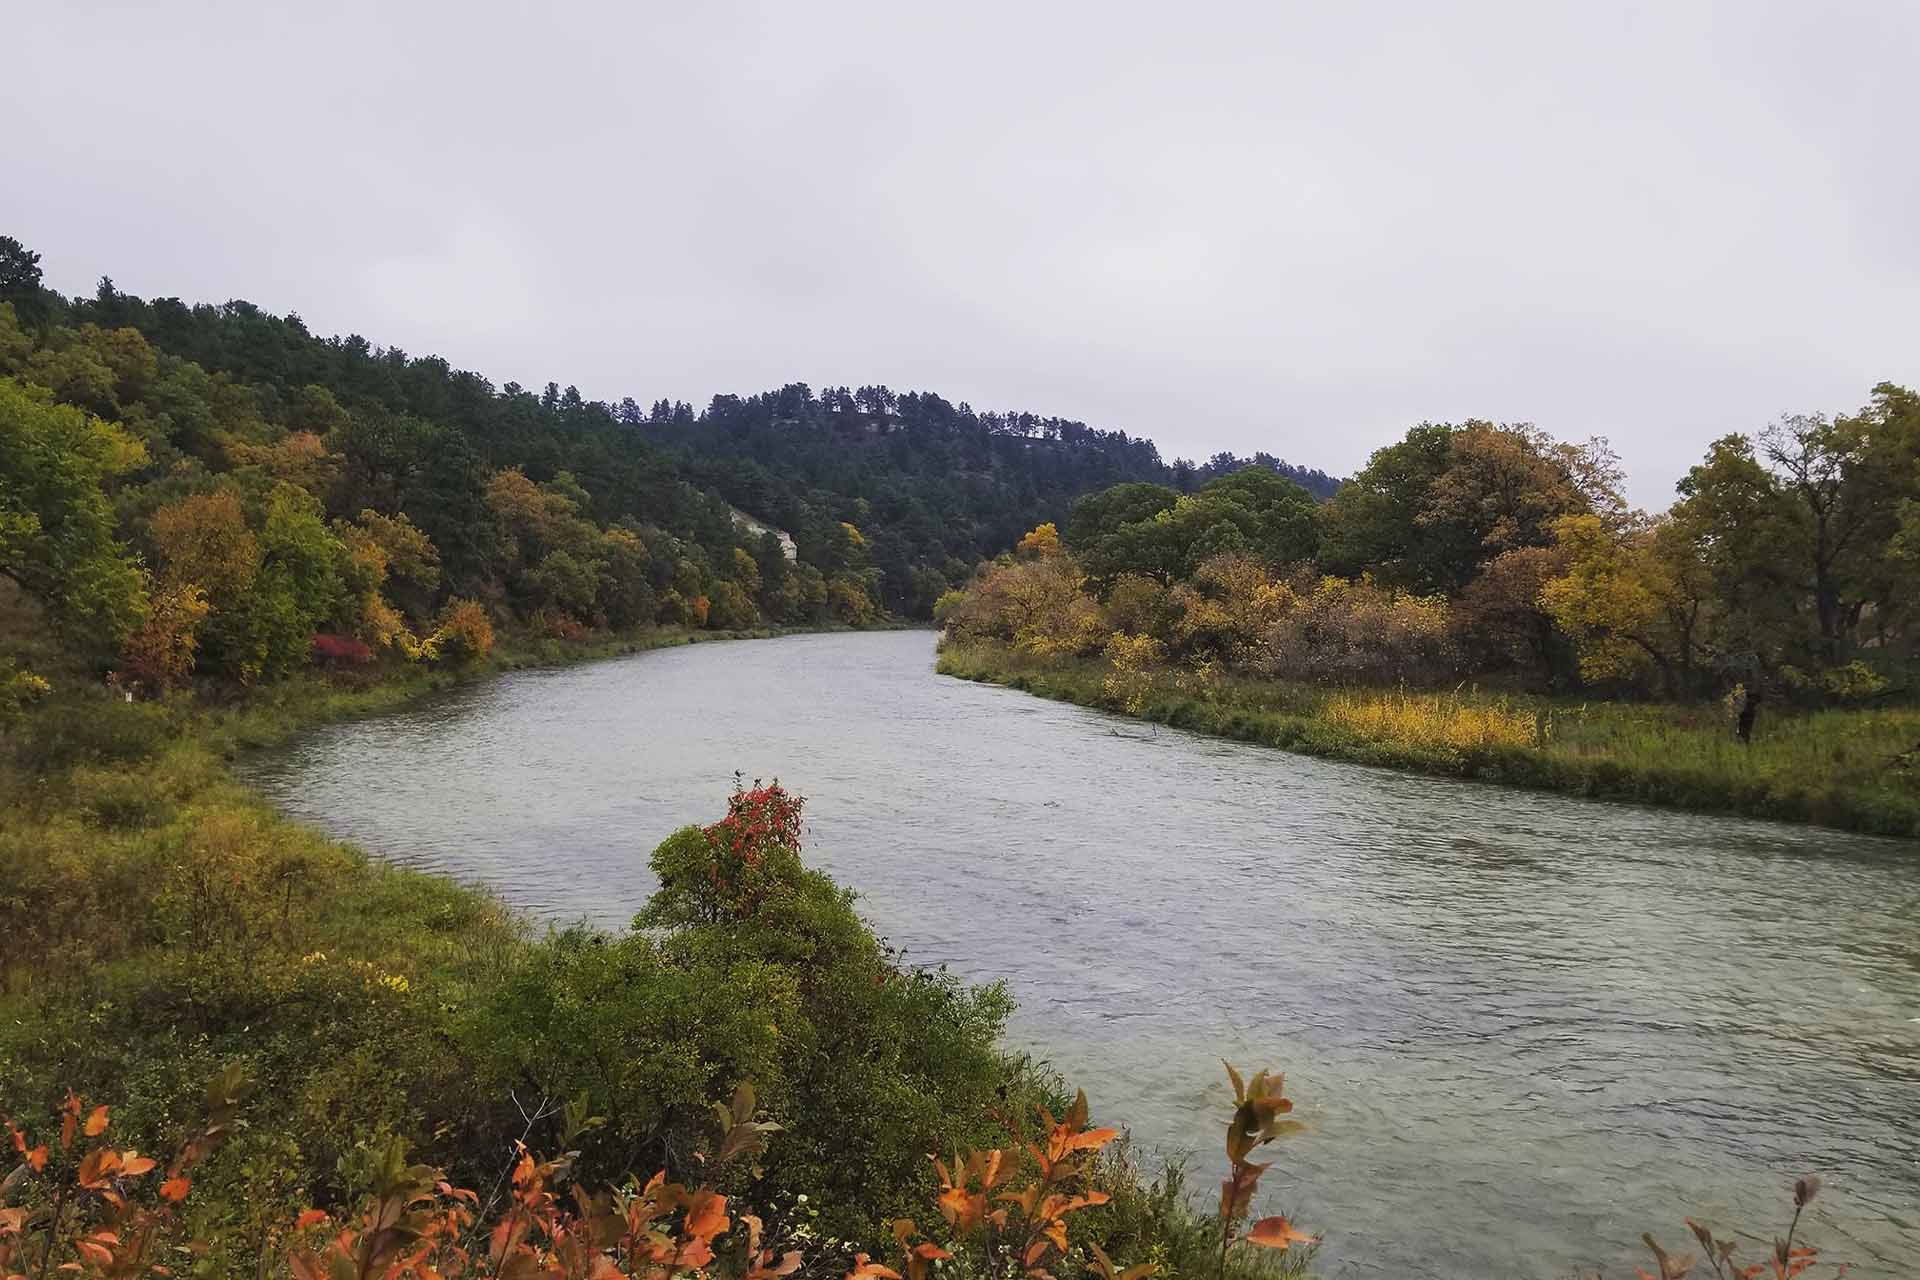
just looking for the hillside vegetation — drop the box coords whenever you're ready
[937,398,1920,834]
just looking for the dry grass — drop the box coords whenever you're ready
[1322,689,1538,752]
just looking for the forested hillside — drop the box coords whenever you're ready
[0,234,1335,680]
[642,387,1335,614]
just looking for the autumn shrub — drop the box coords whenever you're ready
[1166,554,1295,664]
[535,607,589,641]
[309,632,374,666]
[116,581,210,694]
[1101,574,1178,639]
[943,555,1105,658]
[1102,633,1166,714]
[428,597,495,665]
[1257,576,1456,686]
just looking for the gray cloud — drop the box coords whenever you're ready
[9,1,1915,506]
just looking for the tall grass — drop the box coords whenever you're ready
[1322,689,1537,752]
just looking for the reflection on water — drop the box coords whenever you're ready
[243,632,1920,1279]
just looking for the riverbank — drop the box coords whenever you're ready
[0,624,1301,1280]
[936,639,1920,838]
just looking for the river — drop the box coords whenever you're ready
[242,631,1920,1278]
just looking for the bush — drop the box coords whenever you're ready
[309,632,374,666]
[428,597,494,665]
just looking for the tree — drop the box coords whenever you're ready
[149,490,260,592]
[1541,513,1714,695]
[1453,544,1572,690]
[1755,392,1920,662]
[0,236,47,324]
[1320,421,1616,594]
[1645,391,1920,702]
[0,376,149,650]
[1197,468,1319,564]
[1317,423,1461,589]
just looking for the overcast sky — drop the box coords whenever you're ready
[8,2,1916,507]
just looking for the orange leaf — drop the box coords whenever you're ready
[1066,1127,1120,1153]
[83,1107,109,1138]
[1245,1217,1318,1249]
[1040,1192,1110,1219]
[846,1254,901,1280]
[682,1191,729,1242]
[26,1145,48,1173]
[75,1148,122,1188]
[118,1153,157,1177]
[159,1177,191,1203]
[295,1210,330,1231]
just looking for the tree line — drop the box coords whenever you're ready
[1,234,1328,691]
[942,395,1920,723]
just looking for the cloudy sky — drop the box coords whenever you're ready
[9,2,1915,506]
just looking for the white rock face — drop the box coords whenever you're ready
[730,507,797,560]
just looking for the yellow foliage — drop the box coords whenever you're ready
[940,555,1104,657]
[422,598,494,665]
[1101,632,1165,713]
[1016,522,1061,557]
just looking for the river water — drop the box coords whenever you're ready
[243,631,1920,1278]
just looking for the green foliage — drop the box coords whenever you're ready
[0,376,149,650]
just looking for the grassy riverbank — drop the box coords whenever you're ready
[937,639,1920,838]
[0,625,1305,1280]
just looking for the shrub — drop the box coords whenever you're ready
[1256,576,1456,686]
[1103,632,1166,714]
[429,597,494,665]
[0,657,51,725]
[309,632,374,666]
